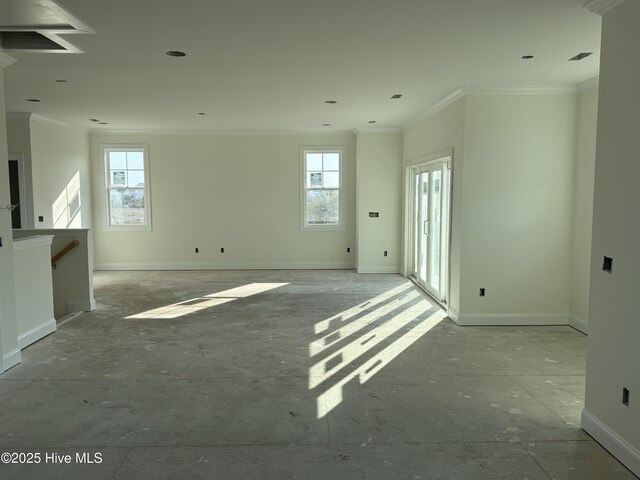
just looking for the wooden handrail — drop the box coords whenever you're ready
[52,240,80,266]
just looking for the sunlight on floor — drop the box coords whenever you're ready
[126,283,289,319]
[309,284,446,419]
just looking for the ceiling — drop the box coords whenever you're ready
[2,0,602,132]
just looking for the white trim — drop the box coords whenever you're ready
[581,409,640,477]
[300,146,346,232]
[584,0,628,16]
[353,128,402,134]
[30,114,90,133]
[68,299,96,312]
[403,84,579,130]
[403,88,464,130]
[569,314,589,334]
[0,52,17,68]
[457,313,569,326]
[94,262,355,271]
[578,77,600,92]
[101,144,152,232]
[12,235,54,252]
[2,348,21,372]
[462,84,577,96]
[91,128,356,136]
[17,319,57,349]
[447,307,460,324]
[356,266,400,274]
[6,112,32,121]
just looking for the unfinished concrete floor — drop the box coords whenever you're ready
[0,270,636,479]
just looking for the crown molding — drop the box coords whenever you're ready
[584,0,627,15]
[0,52,17,68]
[577,77,599,91]
[403,88,465,130]
[353,127,402,134]
[89,128,356,136]
[403,84,579,130]
[30,114,89,133]
[462,84,578,96]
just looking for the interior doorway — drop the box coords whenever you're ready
[8,154,26,229]
[408,156,452,305]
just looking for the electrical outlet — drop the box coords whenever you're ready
[0,237,3,248]
[38,216,44,222]
[220,247,225,253]
[347,247,351,253]
[623,387,630,407]
[384,250,388,257]
[479,288,486,297]
[603,256,613,273]
[195,247,199,253]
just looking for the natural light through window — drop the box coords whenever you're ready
[309,285,446,419]
[126,283,288,319]
[52,171,81,228]
[301,147,344,230]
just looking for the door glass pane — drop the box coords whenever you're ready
[413,173,420,275]
[419,172,429,285]
[429,169,442,291]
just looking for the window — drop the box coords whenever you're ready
[102,145,151,230]
[301,147,344,230]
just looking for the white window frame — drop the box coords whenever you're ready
[101,144,152,231]
[300,146,346,231]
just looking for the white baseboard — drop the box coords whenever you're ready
[68,299,97,312]
[447,307,460,324]
[457,313,569,326]
[569,314,589,334]
[18,318,57,349]
[95,262,356,271]
[2,348,21,373]
[356,266,400,274]
[582,408,640,477]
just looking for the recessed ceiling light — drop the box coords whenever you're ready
[166,50,186,57]
[391,94,402,99]
[321,123,331,127]
[521,55,534,60]
[197,112,206,115]
[324,100,337,104]
[98,122,108,125]
[89,118,100,122]
[368,121,377,124]
[56,79,67,83]
[569,52,593,61]
[26,98,41,102]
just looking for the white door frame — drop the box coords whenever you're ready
[402,150,453,309]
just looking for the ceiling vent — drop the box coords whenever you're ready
[0,0,94,54]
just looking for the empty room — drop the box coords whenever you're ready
[0,0,638,479]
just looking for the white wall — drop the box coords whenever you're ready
[6,113,34,228]
[0,59,21,372]
[29,118,92,229]
[570,85,598,332]
[90,132,356,269]
[356,131,402,273]
[460,94,576,324]
[403,98,465,318]
[583,1,640,475]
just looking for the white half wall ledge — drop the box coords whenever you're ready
[584,0,628,16]
[17,318,56,349]
[582,409,640,477]
[457,313,569,326]
[569,314,589,335]
[94,262,357,271]
[2,348,22,373]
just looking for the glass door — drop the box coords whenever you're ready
[410,159,450,304]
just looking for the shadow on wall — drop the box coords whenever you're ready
[53,171,81,228]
